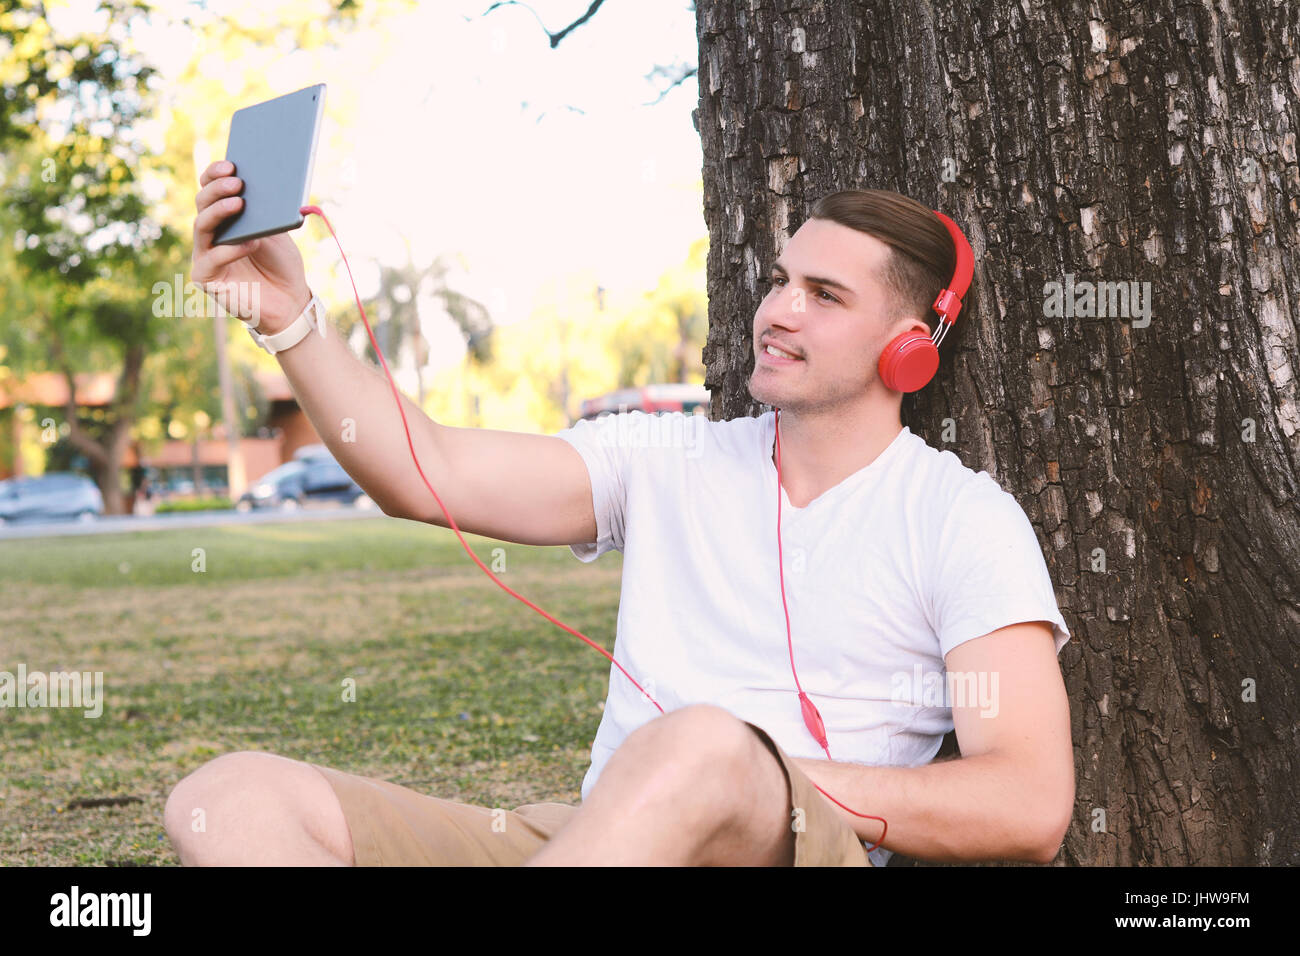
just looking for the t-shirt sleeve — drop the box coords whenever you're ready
[930,480,1071,658]
[550,412,641,563]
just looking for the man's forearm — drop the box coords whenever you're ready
[792,751,1069,864]
[267,291,443,519]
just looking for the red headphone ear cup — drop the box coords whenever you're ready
[878,331,939,393]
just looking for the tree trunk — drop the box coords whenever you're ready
[695,0,1299,865]
[214,311,247,500]
[56,340,145,516]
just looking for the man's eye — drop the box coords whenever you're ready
[817,289,838,303]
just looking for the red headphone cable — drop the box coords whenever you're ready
[774,407,887,848]
[300,204,886,855]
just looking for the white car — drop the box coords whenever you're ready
[0,473,104,524]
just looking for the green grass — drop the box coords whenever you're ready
[0,516,622,865]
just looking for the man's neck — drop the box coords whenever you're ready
[770,400,904,508]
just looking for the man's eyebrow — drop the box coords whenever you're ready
[770,259,856,294]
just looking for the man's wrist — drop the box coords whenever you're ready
[251,288,313,336]
[791,756,884,845]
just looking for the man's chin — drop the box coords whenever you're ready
[750,383,795,411]
[747,375,779,408]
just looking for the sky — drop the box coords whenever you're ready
[43,0,707,378]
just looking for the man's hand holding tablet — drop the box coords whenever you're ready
[191,159,312,334]
[193,84,326,333]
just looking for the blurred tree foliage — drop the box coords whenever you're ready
[0,0,183,512]
[0,0,400,508]
[426,234,708,433]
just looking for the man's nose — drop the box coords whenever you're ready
[758,287,805,326]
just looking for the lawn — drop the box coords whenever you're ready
[0,515,622,865]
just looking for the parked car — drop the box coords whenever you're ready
[291,443,333,462]
[235,456,376,512]
[0,472,104,525]
[577,384,710,421]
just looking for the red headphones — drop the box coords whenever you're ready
[875,210,974,393]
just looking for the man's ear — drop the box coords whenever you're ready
[886,313,932,341]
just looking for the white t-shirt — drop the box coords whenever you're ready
[551,409,1071,866]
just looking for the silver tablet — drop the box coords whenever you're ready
[213,83,326,246]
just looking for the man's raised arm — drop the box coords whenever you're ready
[275,319,598,546]
[191,160,598,549]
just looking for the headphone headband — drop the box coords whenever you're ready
[930,210,974,332]
[877,208,975,392]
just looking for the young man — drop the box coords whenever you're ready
[166,173,1074,866]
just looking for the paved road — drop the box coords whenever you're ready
[0,504,387,541]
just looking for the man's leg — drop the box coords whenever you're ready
[524,704,794,866]
[165,751,580,866]
[164,752,355,866]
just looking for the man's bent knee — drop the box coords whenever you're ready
[598,704,792,864]
[613,707,784,812]
[623,704,756,766]
[163,751,354,866]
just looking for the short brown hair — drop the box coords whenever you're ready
[806,189,960,348]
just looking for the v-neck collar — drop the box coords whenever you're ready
[762,411,912,514]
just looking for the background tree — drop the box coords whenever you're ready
[352,246,495,410]
[0,0,414,501]
[694,0,1299,865]
[0,1,184,513]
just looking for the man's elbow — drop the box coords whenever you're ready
[375,491,411,520]
[1023,784,1074,864]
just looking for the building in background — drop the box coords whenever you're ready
[0,368,321,503]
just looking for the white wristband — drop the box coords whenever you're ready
[244,294,327,355]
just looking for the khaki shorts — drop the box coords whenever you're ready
[311,721,872,866]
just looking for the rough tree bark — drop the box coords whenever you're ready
[695,0,1299,865]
